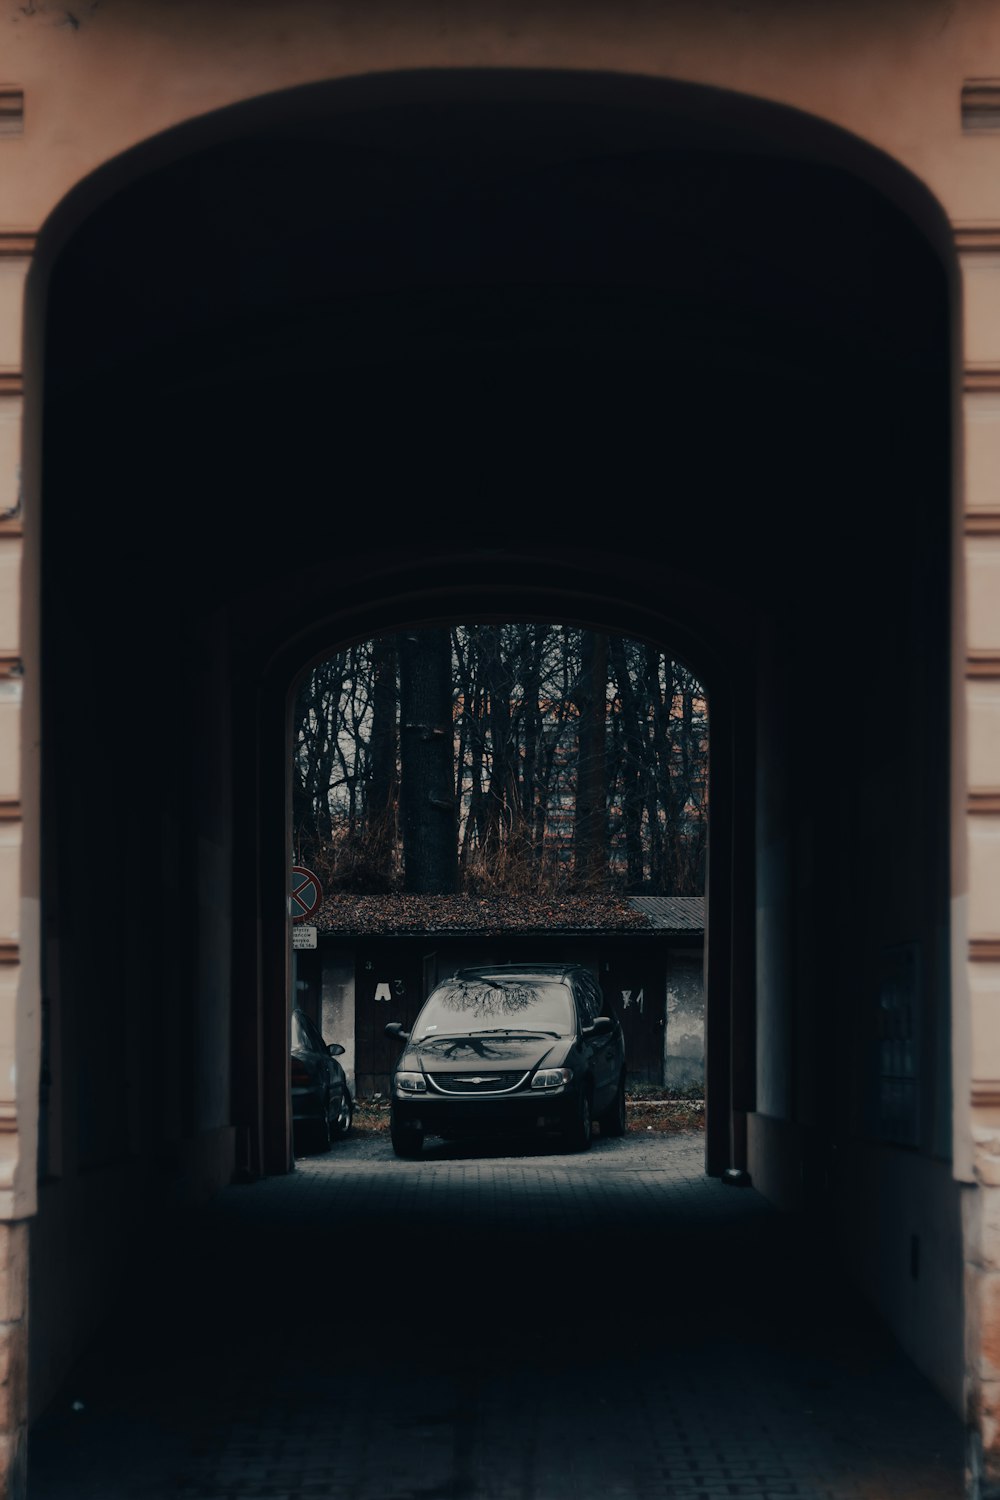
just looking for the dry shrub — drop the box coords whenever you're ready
[462,835,573,899]
[298,815,402,895]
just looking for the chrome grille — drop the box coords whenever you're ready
[428,1071,528,1095]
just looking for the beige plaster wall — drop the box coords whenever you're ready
[0,0,988,236]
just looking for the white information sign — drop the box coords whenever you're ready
[292,924,317,950]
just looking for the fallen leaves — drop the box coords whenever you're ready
[315,891,654,936]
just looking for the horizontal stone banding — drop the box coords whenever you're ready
[968,652,1000,679]
[955,223,1000,251]
[962,80,1000,130]
[0,233,34,259]
[964,366,1000,393]
[0,90,22,136]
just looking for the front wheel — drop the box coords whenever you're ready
[390,1115,424,1158]
[564,1089,593,1153]
[598,1074,627,1138]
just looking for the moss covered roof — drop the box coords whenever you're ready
[315,892,703,937]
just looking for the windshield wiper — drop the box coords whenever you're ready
[465,1028,562,1038]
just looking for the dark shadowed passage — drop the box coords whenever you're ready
[29,1133,962,1499]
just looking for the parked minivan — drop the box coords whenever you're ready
[385,963,626,1158]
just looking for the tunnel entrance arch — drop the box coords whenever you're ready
[28,62,959,1457]
[266,595,739,1184]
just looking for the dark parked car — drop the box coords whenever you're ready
[291,1008,354,1154]
[385,963,626,1158]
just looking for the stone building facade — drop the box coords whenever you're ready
[0,3,998,1496]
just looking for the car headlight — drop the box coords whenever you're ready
[395,1071,427,1094]
[531,1067,572,1091]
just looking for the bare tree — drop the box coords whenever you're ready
[292,623,707,897]
[398,628,457,893]
[365,634,398,885]
[573,630,608,888]
[608,635,646,889]
[292,656,348,865]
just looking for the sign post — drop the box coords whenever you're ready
[290,866,323,1024]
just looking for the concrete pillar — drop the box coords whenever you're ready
[321,949,357,1097]
[957,224,1000,1498]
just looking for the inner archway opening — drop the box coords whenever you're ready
[287,622,709,1160]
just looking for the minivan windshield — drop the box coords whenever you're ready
[413,977,575,1040]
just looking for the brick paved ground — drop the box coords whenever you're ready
[29,1131,965,1499]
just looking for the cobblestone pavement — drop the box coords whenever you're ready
[29,1131,965,1499]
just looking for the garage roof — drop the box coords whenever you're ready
[627,896,705,931]
[314,892,704,938]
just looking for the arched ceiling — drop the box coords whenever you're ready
[38,71,951,681]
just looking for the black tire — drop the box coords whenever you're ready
[316,1102,333,1153]
[564,1088,593,1153]
[598,1074,627,1138]
[296,1108,331,1157]
[333,1092,353,1140]
[390,1121,424,1159]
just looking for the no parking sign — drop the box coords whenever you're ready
[289,866,323,924]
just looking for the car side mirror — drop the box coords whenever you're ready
[384,1021,409,1040]
[590,1016,613,1035]
[327,1043,345,1057]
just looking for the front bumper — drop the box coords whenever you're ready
[391,1088,577,1137]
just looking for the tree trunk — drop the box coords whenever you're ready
[398,628,457,893]
[519,624,544,864]
[480,626,516,857]
[573,629,608,889]
[609,636,646,889]
[366,634,398,880]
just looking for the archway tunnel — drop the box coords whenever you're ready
[27,70,959,1490]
